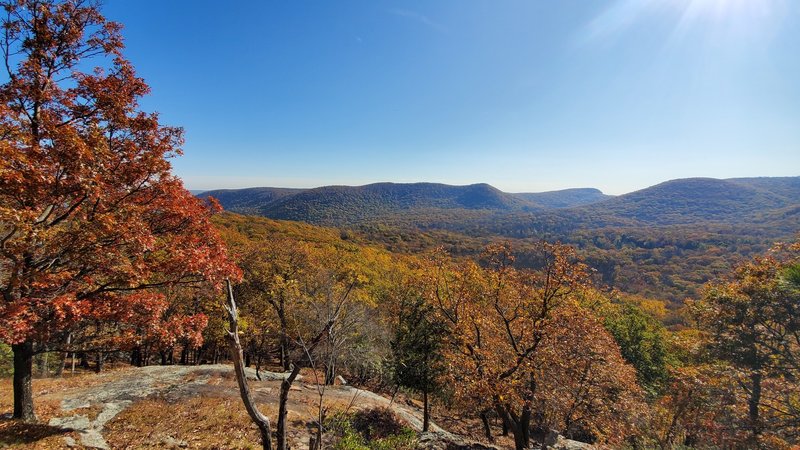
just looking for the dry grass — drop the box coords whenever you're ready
[101,373,328,450]
[0,369,111,447]
[0,376,81,448]
[104,396,267,449]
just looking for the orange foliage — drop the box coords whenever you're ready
[422,242,644,448]
[0,0,239,420]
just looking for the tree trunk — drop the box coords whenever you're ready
[225,280,273,450]
[79,352,90,369]
[480,410,493,441]
[130,347,142,367]
[277,365,302,450]
[279,340,288,371]
[423,390,430,432]
[498,404,531,450]
[56,334,71,377]
[324,361,336,386]
[520,407,532,448]
[513,423,530,450]
[748,371,762,446]
[496,404,510,436]
[12,342,36,422]
[54,351,65,377]
[37,352,48,377]
[95,351,103,373]
[279,315,290,371]
[389,384,400,407]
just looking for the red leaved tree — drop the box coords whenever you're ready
[0,0,238,421]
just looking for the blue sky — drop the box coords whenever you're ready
[102,0,800,195]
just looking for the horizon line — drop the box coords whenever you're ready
[186,174,799,197]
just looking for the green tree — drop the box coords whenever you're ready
[390,293,445,432]
[604,302,672,395]
[693,246,800,447]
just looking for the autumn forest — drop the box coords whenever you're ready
[1,1,799,450]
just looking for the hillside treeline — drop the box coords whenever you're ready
[212,214,800,449]
[3,212,798,448]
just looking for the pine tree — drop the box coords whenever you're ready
[390,294,445,432]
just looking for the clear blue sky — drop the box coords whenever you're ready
[102,0,800,195]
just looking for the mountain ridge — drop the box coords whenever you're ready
[513,187,613,209]
[198,176,800,231]
[198,182,607,217]
[200,176,799,304]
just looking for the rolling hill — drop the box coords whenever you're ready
[576,177,799,225]
[201,182,543,224]
[513,188,612,209]
[200,176,800,232]
[196,187,304,215]
[200,177,800,304]
[199,182,618,223]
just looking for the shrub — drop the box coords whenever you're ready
[351,407,406,441]
[327,407,417,450]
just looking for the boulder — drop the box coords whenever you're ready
[416,431,500,450]
[544,429,594,450]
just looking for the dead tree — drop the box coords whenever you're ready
[225,280,273,450]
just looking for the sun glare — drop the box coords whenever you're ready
[669,0,787,44]
[586,0,785,44]
[676,0,781,20]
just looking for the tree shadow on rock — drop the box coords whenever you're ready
[0,417,72,445]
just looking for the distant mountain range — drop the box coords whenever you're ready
[198,176,799,230]
[198,183,613,221]
[576,177,800,225]
[514,188,612,209]
[199,176,800,304]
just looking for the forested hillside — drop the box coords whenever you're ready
[202,177,800,230]
[203,177,800,304]
[201,182,542,223]
[3,206,799,448]
[208,213,800,449]
[512,187,612,208]
[577,177,800,226]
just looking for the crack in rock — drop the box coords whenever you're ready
[49,401,130,450]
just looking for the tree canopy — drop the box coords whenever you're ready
[0,0,238,421]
